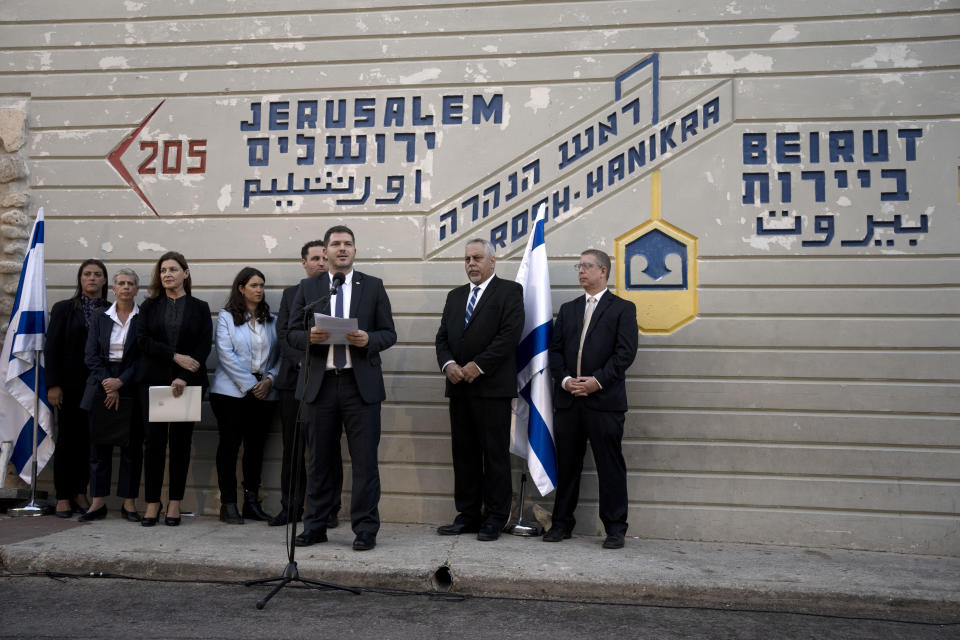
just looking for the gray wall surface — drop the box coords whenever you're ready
[0,1,957,555]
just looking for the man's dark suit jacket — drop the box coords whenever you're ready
[549,290,638,412]
[286,271,396,404]
[46,298,104,399]
[80,310,140,412]
[273,284,301,392]
[135,295,212,388]
[435,275,524,398]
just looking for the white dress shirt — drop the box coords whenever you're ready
[325,270,354,370]
[248,317,270,375]
[562,288,607,390]
[105,302,139,362]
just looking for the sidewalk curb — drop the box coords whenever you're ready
[1,518,957,623]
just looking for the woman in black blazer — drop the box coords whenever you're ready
[136,252,211,527]
[79,268,143,522]
[45,258,108,518]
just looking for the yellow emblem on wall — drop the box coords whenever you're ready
[614,171,698,334]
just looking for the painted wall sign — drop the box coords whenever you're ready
[615,171,698,334]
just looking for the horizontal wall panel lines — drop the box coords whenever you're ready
[369,434,960,479]
[30,189,435,218]
[50,250,960,287]
[43,258,960,291]
[347,466,959,513]
[383,373,960,414]
[624,379,960,414]
[1,1,949,45]
[616,502,959,520]
[379,345,960,382]
[662,41,960,78]
[617,441,959,479]
[734,70,960,119]
[0,53,646,98]
[581,474,960,514]
[35,288,960,349]
[6,51,959,100]
[696,256,960,286]
[611,507,960,554]
[389,316,960,346]
[382,405,960,446]
[624,410,960,448]
[629,348,960,381]
[633,318,960,348]
[701,289,959,316]
[40,217,425,261]
[4,15,958,72]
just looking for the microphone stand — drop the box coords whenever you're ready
[245,289,360,609]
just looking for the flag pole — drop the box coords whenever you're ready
[8,350,50,516]
[508,472,540,536]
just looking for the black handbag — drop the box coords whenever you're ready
[90,396,133,447]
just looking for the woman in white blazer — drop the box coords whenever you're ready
[210,267,281,524]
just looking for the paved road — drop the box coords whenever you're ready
[0,576,956,639]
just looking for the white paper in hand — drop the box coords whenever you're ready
[314,313,358,345]
[148,385,202,422]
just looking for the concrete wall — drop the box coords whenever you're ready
[1,1,957,555]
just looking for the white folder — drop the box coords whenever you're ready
[148,385,202,422]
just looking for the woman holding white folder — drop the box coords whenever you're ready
[209,267,280,524]
[135,252,211,527]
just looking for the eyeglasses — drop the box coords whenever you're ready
[574,262,597,271]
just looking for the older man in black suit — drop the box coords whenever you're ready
[435,238,524,541]
[287,225,396,551]
[543,249,637,549]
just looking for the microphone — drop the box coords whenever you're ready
[303,296,326,313]
[329,271,346,296]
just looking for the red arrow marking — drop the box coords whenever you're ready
[107,100,165,216]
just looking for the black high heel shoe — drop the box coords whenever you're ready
[141,503,162,527]
[120,506,142,522]
[78,504,107,522]
[164,504,181,526]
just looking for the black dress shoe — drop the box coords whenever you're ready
[602,533,625,549]
[326,514,339,529]
[219,503,244,525]
[353,532,376,551]
[476,523,501,541]
[55,508,74,519]
[294,528,328,547]
[437,521,481,536]
[120,506,141,522]
[543,527,571,542]
[141,503,162,527]
[268,508,302,527]
[78,504,107,522]
[164,514,181,526]
[242,490,273,522]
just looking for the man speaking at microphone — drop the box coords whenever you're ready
[287,225,396,551]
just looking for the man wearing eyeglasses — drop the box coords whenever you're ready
[543,249,638,549]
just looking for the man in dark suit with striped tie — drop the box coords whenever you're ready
[435,239,524,541]
[543,249,637,549]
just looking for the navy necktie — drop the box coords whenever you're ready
[334,282,347,369]
[464,286,480,326]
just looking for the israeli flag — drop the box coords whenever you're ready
[0,207,53,483]
[510,203,557,495]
